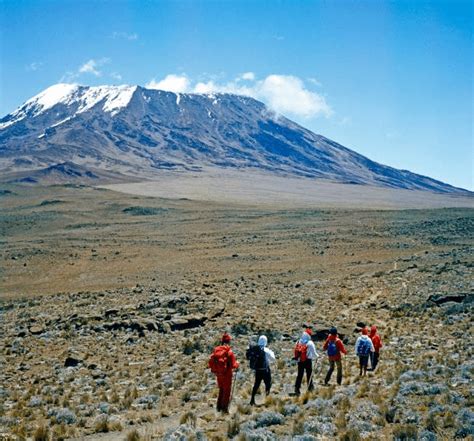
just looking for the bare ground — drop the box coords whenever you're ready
[0,183,473,440]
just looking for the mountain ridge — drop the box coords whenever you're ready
[0,84,471,195]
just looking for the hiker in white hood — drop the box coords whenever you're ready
[247,335,276,406]
[294,329,319,395]
[355,327,375,377]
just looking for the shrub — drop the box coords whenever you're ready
[254,411,284,428]
[179,411,196,428]
[33,424,50,441]
[392,424,418,440]
[126,429,141,441]
[228,413,240,437]
[339,428,361,441]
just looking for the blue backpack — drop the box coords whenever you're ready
[327,340,338,357]
[357,338,371,356]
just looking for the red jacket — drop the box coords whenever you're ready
[209,345,239,377]
[323,335,347,361]
[369,329,382,352]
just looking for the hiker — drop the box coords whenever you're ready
[247,335,276,406]
[368,325,382,371]
[208,333,239,413]
[293,329,318,395]
[323,327,347,385]
[355,327,375,376]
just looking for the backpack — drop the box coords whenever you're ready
[357,338,371,356]
[294,342,308,362]
[246,345,268,370]
[209,346,230,375]
[327,340,339,357]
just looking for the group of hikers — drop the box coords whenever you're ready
[208,325,382,413]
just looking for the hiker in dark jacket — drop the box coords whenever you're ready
[355,327,375,376]
[323,327,347,385]
[368,325,382,371]
[293,329,318,395]
[208,333,239,413]
[248,335,276,406]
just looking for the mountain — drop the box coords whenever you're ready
[0,83,470,194]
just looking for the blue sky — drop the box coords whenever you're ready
[1,0,472,189]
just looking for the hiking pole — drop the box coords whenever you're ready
[307,359,315,393]
[229,368,238,407]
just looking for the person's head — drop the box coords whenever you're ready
[361,327,368,336]
[305,328,313,336]
[329,327,337,336]
[221,333,232,344]
[300,331,310,344]
[370,325,377,334]
[258,335,268,347]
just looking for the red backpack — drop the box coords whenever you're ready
[294,342,308,362]
[209,345,230,375]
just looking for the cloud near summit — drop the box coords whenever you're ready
[145,73,332,119]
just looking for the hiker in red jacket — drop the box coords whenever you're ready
[369,325,382,371]
[208,333,239,413]
[323,327,347,385]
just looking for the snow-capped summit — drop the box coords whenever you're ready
[0,84,137,129]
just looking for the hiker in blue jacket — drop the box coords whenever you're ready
[355,327,375,377]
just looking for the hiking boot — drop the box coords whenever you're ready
[250,399,256,406]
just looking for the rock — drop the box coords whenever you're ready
[64,354,83,367]
[427,293,471,306]
[168,315,206,331]
[29,325,45,335]
[104,308,119,318]
[134,394,159,408]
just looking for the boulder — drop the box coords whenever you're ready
[64,355,83,367]
[168,315,206,331]
[428,293,471,306]
[29,325,45,335]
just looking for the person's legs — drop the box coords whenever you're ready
[325,360,335,385]
[359,356,363,376]
[220,373,233,412]
[360,355,369,376]
[217,376,225,411]
[372,352,380,370]
[295,362,305,394]
[263,369,272,395]
[336,359,343,385]
[305,359,314,391]
[251,370,264,405]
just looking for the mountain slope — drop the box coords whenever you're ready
[0,83,470,194]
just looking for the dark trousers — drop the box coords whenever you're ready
[324,359,342,385]
[295,359,313,394]
[359,355,369,375]
[370,351,380,370]
[251,368,272,402]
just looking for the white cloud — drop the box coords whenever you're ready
[112,31,138,41]
[27,62,43,72]
[110,72,122,81]
[146,74,190,93]
[239,72,255,81]
[145,73,333,119]
[258,75,332,118]
[78,58,110,77]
